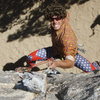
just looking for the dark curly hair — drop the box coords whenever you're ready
[45,3,67,20]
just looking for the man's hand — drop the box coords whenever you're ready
[48,58,57,69]
[48,59,74,69]
[48,60,57,69]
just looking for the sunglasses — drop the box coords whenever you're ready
[49,17,62,21]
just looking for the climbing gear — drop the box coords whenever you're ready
[15,67,32,73]
[15,58,54,73]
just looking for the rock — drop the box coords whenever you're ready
[15,72,47,94]
[0,70,100,100]
[0,71,35,100]
[47,72,100,100]
[0,71,20,84]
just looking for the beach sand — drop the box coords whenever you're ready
[0,0,100,73]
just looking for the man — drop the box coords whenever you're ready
[16,3,100,72]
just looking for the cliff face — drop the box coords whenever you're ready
[0,0,100,73]
[47,71,100,100]
[0,71,100,100]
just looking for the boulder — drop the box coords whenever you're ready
[0,70,100,100]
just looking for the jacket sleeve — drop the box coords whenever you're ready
[64,35,78,58]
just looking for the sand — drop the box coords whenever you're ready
[0,0,100,73]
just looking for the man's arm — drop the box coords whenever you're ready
[48,58,74,69]
[49,39,77,69]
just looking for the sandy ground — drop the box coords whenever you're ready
[0,0,100,73]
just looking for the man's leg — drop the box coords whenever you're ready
[27,47,54,68]
[16,47,54,72]
[75,53,100,72]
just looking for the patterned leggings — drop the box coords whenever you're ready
[27,47,99,72]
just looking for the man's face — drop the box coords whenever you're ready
[50,16,64,31]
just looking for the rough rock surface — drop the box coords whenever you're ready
[0,71,35,100]
[0,70,100,100]
[0,0,100,74]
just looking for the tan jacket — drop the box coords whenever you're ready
[51,18,78,59]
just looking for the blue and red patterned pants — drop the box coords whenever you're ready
[27,47,99,72]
